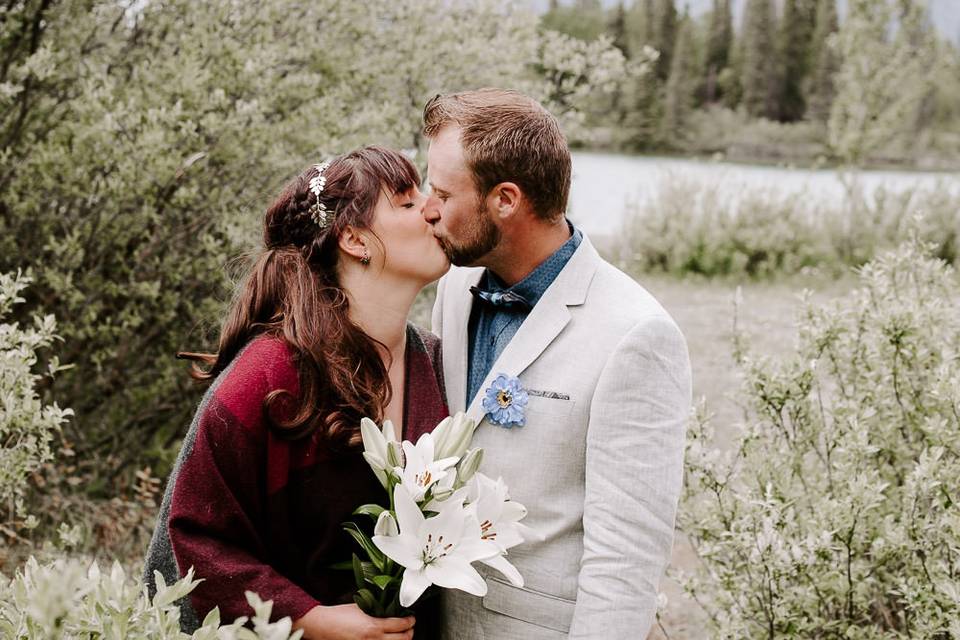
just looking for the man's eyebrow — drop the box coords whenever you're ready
[428,181,449,195]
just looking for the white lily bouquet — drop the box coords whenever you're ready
[341,412,540,617]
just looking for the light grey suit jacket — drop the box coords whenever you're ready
[431,236,691,640]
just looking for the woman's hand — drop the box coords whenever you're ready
[293,604,415,640]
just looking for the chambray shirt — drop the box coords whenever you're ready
[466,223,583,405]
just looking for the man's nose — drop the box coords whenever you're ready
[422,195,441,223]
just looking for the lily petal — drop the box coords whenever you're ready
[454,534,502,563]
[500,500,527,522]
[481,553,524,587]
[372,533,423,570]
[427,557,488,597]
[399,568,433,607]
[393,485,424,535]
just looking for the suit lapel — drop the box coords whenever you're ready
[465,237,601,423]
[442,267,484,414]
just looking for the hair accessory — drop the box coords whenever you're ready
[308,160,332,227]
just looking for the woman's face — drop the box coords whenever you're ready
[369,184,450,286]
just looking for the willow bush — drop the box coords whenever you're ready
[0,0,627,493]
[680,236,960,638]
[618,178,960,278]
[0,558,301,639]
[0,271,72,533]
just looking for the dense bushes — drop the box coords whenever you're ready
[0,558,301,639]
[0,271,298,636]
[680,237,960,637]
[0,0,626,491]
[617,177,960,278]
[0,271,71,530]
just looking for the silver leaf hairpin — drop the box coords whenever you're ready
[308,160,331,228]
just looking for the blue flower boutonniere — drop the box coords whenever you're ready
[482,373,529,428]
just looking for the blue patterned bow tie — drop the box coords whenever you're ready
[470,285,532,311]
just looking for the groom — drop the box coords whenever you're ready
[423,89,691,639]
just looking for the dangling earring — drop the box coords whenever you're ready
[360,249,371,266]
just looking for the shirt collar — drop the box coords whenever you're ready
[482,221,583,308]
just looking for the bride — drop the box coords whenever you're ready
[144,146,449,639]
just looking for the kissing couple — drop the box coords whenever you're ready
[144,88,691,640]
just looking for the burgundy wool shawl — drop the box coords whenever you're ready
[143,324,448,631]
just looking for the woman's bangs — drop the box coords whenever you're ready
[377,149,421,195]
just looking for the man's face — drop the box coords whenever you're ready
[423,126,500,267]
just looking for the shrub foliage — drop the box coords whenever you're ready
[681,236,960,637]
[0,271,71,528]
[0,557,301,639]
[618,177,960,278]
[0,0,626,484]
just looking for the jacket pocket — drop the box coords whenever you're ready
[481,577,576,633]
[525,394,576,418]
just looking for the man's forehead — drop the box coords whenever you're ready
[427,135,468,184]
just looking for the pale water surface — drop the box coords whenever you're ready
[569,151,960,246]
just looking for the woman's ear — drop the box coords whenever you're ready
[490,182,522,220]
[338,225,369,262]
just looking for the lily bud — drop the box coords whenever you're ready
[374,510,399,537]
[432,415,453,448]
[386,440,405,469]
[362,451,389,489]
[454,447,484,488]
[381,419,398,443]
[434,412,478,460]
[360,417,388,462]
[431,487,455,502]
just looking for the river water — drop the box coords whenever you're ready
[568,151,960,245]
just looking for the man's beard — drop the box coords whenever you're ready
[437,204,501,267]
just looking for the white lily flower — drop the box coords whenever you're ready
[360,418,399,489]
[395,432,459,502]
[466,472,544,587]
[432,412,478,460]
[373,485,500,607]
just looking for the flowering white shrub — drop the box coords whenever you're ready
[0,556,301,639]
[0,270,72,525]
[681,236,960,638]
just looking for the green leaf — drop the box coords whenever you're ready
[354,588,378,615]
[343,521,386,572]
[370,574,394,590]
[353,504,386,520]
[352,554,366,591]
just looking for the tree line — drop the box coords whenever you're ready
[545,0,960,165]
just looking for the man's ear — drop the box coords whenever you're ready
[490,182,523,220]
[337,225,368,261]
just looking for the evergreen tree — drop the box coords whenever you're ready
[609,2,629,55]
[643,0,657,43]
[705,0,733,103]
[624,0,651,56]
[778,0,818,121]
[663,11,698,143]
[807,0,839,123]
[741,0,779,118]
[542,0,606,42]
[653,0,678,81]
[607,2,630,123]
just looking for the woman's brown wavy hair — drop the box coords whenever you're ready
[180,146,420,449]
